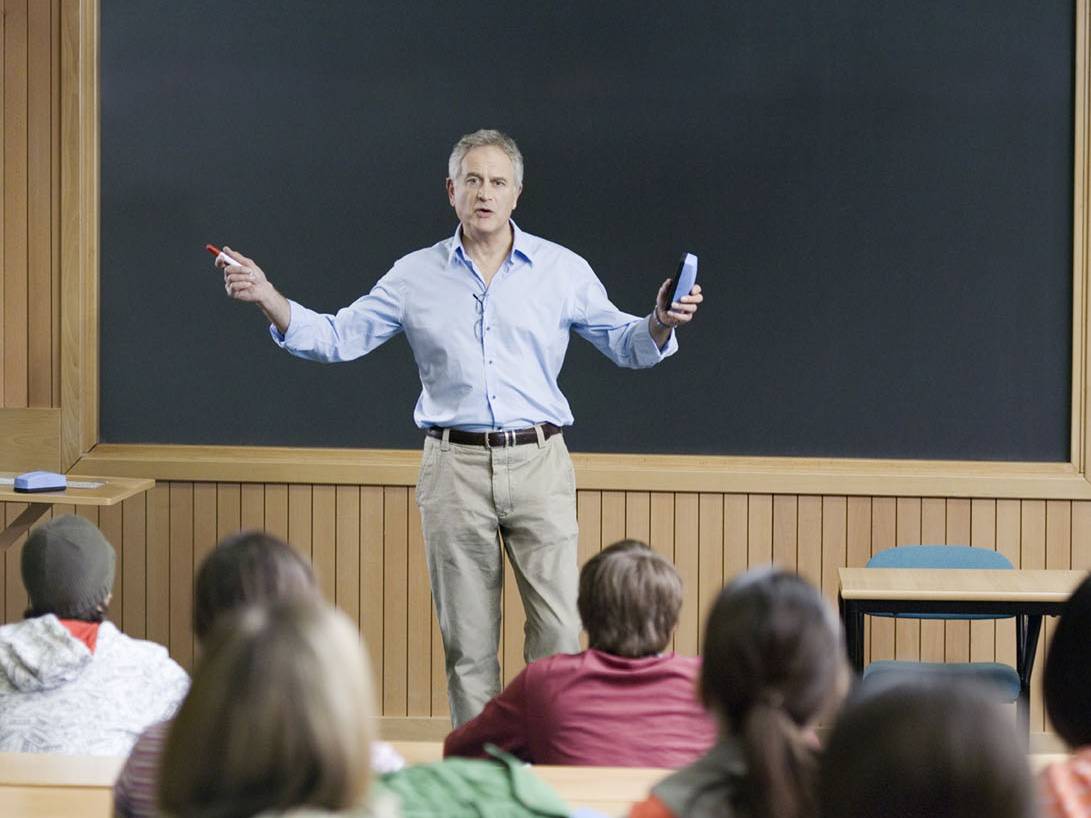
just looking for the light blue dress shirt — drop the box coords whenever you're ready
[271,223,677,432]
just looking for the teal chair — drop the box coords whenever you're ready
[862,545,1024,727]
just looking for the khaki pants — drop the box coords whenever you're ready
[416,429,582,727]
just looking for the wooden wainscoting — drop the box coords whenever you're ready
[1,0,63,411]
[3,487,1090,732]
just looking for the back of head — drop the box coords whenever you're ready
[193,530,317,642]
[578,539,683,657]
[159,600,375,818]
[1044,571,1091,749]
[819,678,1034,818]
[22,515,116,621]
[701,568,848,818]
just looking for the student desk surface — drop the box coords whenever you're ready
[0,743,667,817]
[837,567,1086,731]
[0,744,1071,817]
[0,473,154,552]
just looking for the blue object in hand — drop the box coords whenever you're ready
[14,471,67,493]
[671,253,698,305]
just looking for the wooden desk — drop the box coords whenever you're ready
[385,741,663,813]
[0,473,154,551]
[0,747,664,817]
[838,567,1086,731]
[0,752,123,818]
[0,748,1069,818]
[534,765,666,814]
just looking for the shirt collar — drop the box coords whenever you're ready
[447,221,536,269]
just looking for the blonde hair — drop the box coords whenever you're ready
[159,601,375,818]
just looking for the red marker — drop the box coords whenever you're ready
[205,244,245,269]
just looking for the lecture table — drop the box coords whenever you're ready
[838,567,1086,731]
[0,473,154,552]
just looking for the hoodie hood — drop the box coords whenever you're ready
[0,614,92,692]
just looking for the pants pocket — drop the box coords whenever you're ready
[415,441,439,506]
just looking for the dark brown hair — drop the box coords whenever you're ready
[701,568,847,818]
[818,678,1035,818]
[577,539,683,657]
[1044,571,1091,748]
[193,530,317,642]
[160,601,375,818]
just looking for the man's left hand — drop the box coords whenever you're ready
[655,279,703,328]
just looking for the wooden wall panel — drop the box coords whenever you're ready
[945,500,971,664]
[1,0,60,410]
[4,0,29,408]
[673,493,700,655]
[8,486,1082,733]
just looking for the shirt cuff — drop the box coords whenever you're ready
[268,300,304,348]
[637,316,679,363]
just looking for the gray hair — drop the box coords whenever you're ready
[448,129,524,188]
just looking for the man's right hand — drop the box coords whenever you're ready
[217,246,292,334]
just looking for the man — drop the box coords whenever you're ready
[443,539,717,766]
[220,129,703,725]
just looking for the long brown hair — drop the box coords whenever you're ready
[1044,571,1091,749]
[701,568,848,818]
[159,601,375,818]
[818,678,1034,818]
[192,529,317,642]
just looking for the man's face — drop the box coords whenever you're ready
[447,145,522,240]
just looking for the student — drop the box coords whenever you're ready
[114,530,320,818]
[630,568,848,818]
[0,515,189,755]
[819,678,1035,818]
[158,600,397,818]
[1040,571,1091,818]
[443,539,717,766]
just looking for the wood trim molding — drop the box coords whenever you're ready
[59,0,98,470]
[0,408,60,473]
[71,442,1091,499]
[64,1,1091,501]
[1077,0,1091,476]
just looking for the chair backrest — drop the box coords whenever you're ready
[865,545,1014,619]
[867,545,1014,570]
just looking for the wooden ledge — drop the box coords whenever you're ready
[68,443,1091,499]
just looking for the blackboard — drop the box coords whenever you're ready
[101,0,1074,459]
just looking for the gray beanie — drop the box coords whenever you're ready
[21,515,116,618]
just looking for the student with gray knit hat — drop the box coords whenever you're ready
[21,514,116,619]
[0,515,188,755]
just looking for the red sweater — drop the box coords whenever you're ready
[443,649,717,767]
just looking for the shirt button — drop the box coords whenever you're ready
[489,360,494,364]
[486,326,491,331]
[491,395,496,399]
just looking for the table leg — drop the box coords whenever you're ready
[1015,614,1043,736]
[0,503,50,552]
[840,596,865,673]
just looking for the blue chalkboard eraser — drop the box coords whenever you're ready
[14,471,67,493]
[670,252,699,304]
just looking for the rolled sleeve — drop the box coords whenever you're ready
[268,275,404,363]
[637,317,679,363]
[573,267,678,369]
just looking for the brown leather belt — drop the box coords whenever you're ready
[426,423,563,448]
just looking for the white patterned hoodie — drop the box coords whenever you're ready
[0,614,189,755]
